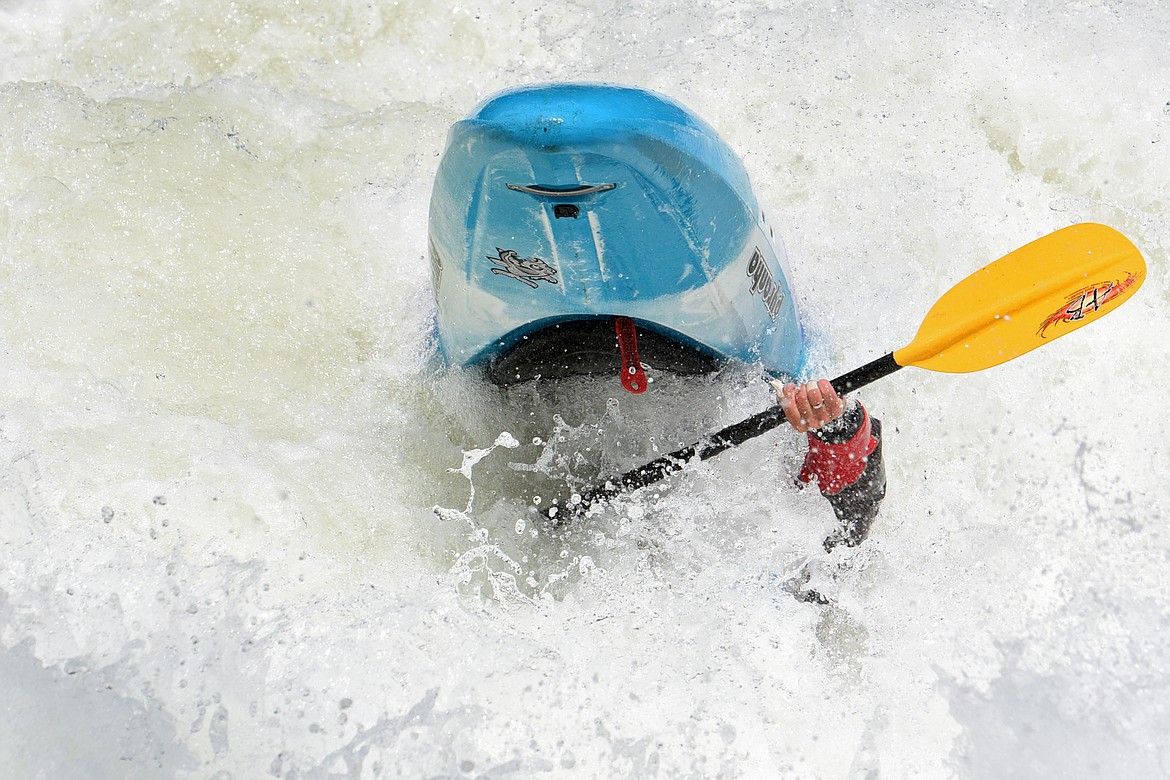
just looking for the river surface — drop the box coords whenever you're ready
[2,1,1169,777]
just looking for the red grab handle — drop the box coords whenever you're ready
[614,317,648,394]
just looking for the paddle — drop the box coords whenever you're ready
[553,222,1146,518]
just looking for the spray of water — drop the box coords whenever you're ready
[2,0,1169,777]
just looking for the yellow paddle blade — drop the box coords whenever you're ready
[893,223,1145,373]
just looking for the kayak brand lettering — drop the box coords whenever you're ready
[429,237,443,287]
[1037,272,1140,338]
[746,248,784,321]
[488,248,559,289]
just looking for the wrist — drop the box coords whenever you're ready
[810,401,864,445]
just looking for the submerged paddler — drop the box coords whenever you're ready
[771,378,886,554]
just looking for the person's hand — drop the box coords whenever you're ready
[771,379,846,433]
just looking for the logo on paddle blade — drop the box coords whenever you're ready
[488,248,559,289]
[1037,273,1140,338]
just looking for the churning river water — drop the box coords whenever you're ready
[2,0,1169,777]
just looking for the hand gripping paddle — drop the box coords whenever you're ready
[560,222,1146,517]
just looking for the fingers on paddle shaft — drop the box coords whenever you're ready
[773,379,843,432]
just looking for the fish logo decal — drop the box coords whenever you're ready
[1037,272,1140,338]
[488,248,559,289]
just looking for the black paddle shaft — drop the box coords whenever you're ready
[567,353,901,513]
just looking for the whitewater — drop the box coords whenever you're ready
[2,1,1168,777]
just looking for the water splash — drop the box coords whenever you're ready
[3,1,1169,777]
[443,431,520,513]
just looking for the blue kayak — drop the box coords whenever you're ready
[428,83,806,392]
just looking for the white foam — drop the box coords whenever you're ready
[2,1,1169,776]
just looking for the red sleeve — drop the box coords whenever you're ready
[798,404,879,495]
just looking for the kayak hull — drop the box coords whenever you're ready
[429,83,806,383]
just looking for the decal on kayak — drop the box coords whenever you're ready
[746,248,784,322]
[429,237,443,287]
[1037,272,1140,338]
[488,248,559,289]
